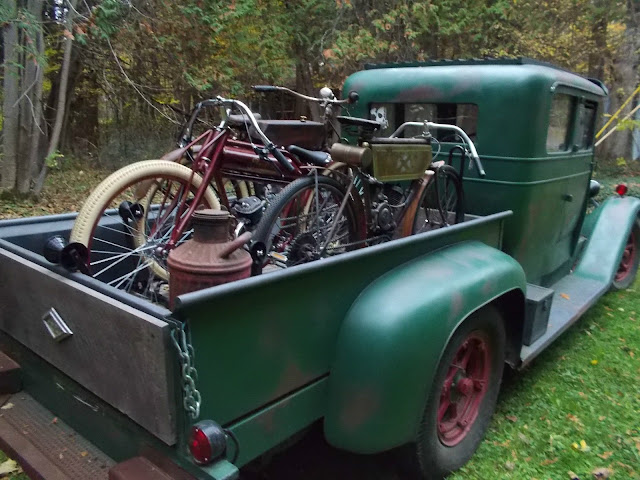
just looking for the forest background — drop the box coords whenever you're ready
[1,0,639,198]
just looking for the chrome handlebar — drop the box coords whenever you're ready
[252,85,359,106]
[186,96,294,172]
[390,121,485,177]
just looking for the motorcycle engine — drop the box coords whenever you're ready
[371,185,407,233]
[371,191,395,233]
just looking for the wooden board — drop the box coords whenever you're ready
[0,249,176,445]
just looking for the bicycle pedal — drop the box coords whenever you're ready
[269,252,288,267]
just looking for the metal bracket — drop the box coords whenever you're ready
[42,308,73,342]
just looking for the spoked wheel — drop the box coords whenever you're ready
[611,220,640,290]
[403,306,505,479]
[70,160,219,302]
[437,332,491,447]
[251,175,363,270]
[412,165,464,234]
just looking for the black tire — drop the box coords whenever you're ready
[611,220,640,290]
[403,306,505,479]
[412,165,464,234]
[252,175,363,269]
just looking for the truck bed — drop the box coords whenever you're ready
[0,209,512,476]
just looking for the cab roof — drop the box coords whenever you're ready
[346,57,607,101]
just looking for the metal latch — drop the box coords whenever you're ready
[42,308,73,342]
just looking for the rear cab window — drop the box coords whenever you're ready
[369,103,478,143]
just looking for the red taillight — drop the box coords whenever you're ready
[189,426,214,465]
[616,183,628,196]
[188,420,226,465]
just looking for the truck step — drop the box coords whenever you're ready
[520,274,608,365]
[0,392,114,479]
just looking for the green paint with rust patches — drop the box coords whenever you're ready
[227,378,328,467]
[577,195,640,283]
[324,241,526,453]
[343,60,606,284]
[173,212,510,464]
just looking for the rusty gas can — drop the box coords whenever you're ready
[167,209,252,308]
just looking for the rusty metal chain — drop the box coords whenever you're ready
[170,322,201,419]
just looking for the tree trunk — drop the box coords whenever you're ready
[600,0,639,162]
[16,0,46,195]
[587,4,608,80]
[295,61,322,121]
[34,0,78,195]
[1,1,19,191]
[1,0,46,195]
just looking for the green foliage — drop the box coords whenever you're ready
[3,0,633,188]
[4,6,47,69]
[616,117,640,132]
[45,151,64,170]
[91,0,129,38]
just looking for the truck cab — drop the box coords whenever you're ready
[343,57,608,284]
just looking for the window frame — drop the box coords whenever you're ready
[368,102,479,143]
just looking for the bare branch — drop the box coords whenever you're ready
[107,37,179,124]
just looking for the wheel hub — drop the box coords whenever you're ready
[437,332,491,447]
[287,233,320,266]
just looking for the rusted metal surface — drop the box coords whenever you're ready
[168,210,251,307]
[0,248,177,445]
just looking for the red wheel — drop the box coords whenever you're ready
[437,332,491,447]
[611,221,640,290]
[403,306,505,479]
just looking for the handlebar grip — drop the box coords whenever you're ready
[253,85,279,92]
[271,146,295,172]
[473,156,486,178]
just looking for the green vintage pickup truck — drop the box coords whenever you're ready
[0,58,637,480]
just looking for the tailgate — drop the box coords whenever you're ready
[0,248,177,445]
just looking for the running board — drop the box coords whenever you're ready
[519,274,609,366]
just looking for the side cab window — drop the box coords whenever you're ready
[546,94,598,153]
[576,101,597,150]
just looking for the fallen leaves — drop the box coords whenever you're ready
[592,467,612,478]
[0,403,14,411]
[518,432,532,445]
[571,439,590,452]
[567,413,581,424]
[597,451,613,460]
[0,458,21,475]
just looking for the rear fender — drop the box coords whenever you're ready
[324,241,526,453]
[577,195,640,284]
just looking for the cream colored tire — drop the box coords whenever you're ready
[70,160,219,282]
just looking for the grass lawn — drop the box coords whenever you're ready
[0,163,638,479]
[450,280,640,479]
